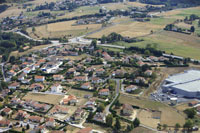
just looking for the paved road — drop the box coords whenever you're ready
[0,63,6,82]
[105,79,120,115]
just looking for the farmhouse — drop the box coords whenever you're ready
[162,70,200,98]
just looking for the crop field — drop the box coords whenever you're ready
[119,94,186,126]
[23,92,64,105]
[87,20,163,38]
[27,20,101,39]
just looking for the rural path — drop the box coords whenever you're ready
[105,79,120,115]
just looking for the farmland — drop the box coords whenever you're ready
[27,20,101,39]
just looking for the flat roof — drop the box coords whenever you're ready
[165,70,200,84]
[171,80,200,92]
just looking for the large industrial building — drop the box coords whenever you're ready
[162,70,200,98]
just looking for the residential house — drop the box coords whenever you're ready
[84,99,96,111]
[28,116,44,123]
[53,75,64,81]
[93,112,106,123]
[0,120,10,127]
[18,73,27,81]
[50,105,68,115]
[98,89,110,96]
[35,76,45,82]
[145,70,153,76]
[125,85,138,93]
[16,110,29,120]
[71,108,85,122]
[8,82,20,89]
[46,118,56,127]
[81,82,92,90]
[122,104,133,116]
[95,68,105,76]
[51,83,62,93]
[77,127,93,133]
[67,68,76,76]
[23,67,31,74]
[60,95,78,105]
[7,70,16,76]
[30,83,44,91]
[135,77,146,84]
[2,107,12,115]
[74,76,88,82]
[91,77,103,84]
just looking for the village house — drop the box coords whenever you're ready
[81,82,92,90]
[35,75,45,82]
[30,83,44,91]
[60,95,78,105]
[10,97,21,105]
[145,70,153,76]
[33,103,50,111]
[53,75,64,81]
[23,67,31,74]
[51,83,62,93]
[67,68,77,76]
[18,72,27,81]
[93,112,106,123]
[98,89,110,96]
[50,105,68,115]
[95,68,105,76]
[7,69,16,76]
[125,85,138,93]
[135,77,146,84]
[46,118,56,128]
[122,104,133,116]
[15,110,29,120]
[8,82,20,89]
[0,120,11,127]
[28,115,44,123]
[71,108,86,123]
[84,99,96,111]
[1,107,12,116]
[77,127,93,133]
[74,76,88,82]
[91,77,104,84]
[188,101,199,107]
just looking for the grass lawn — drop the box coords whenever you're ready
[119,94,186,126]
[23,92,64,105]
[131,126,156,133]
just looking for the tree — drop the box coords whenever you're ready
[106,114,113,127]
[101,35,106,44]
[91,39,97,49]
[32,27,36,33]
[114,118,121,130]
[26,124,30,130]
[190,26,195,32]
[175,123,181,131]
[144,50,150,56]
[126,124,133,132]
[9,56,16,63]
[183,119,193,131]
[184,108,196,119]
[133,118,140,128]
[198,19,200,27]
[157,124,162,131]
[87,112,94,121]
[97,103,105,112]
[163,124,168,130]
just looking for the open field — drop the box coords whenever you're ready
[137,110,160,129]
[9,44,51,57]
[0,6,25,19]
[27,20,101,39]
[23,92,64,105]
[131,126,156,133]
[119,94,186,126]
[88,20,163,38]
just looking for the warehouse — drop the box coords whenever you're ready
[162,70,200,98]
